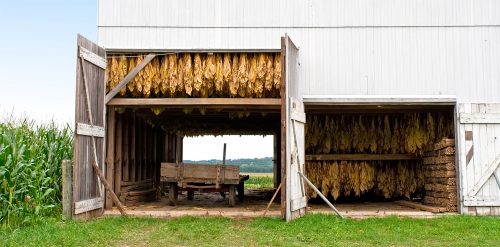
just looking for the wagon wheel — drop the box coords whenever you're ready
[187,191,194,200]
[169,182,178,206]
[229,185,236,207]
[237,183,244,202]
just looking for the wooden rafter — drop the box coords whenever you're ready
[105,54,156,104]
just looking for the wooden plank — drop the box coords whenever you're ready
[273,134,279,188]
[394,200,446,213]
[459,113,500,124]
[290,196,307,211]
[107,98,282,108]
[130,116,136,182]
[433,138,455,150]
[290,98,306,123]
[74,197,104,215]
[160,163,240,184]
[161,163,240,181]
[62,160,72,220]
[121,179,153,186]
[468,154,500,197]
[122,188,156,196]
[105,54,156,103]
[280,36,286,219]
[422,156,456,165]
[306,154,420,161]
[464,199,500,207]
[137,121,143,181]
[105,108,115,209]
[114,115,122,198]
[122,115,129,181]
[79,46,107,69]
[76,122,105,138]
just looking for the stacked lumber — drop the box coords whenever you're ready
[106,53,281,98]
[422,139,457,212]
[119,179,157,206]
[305,160,424,200]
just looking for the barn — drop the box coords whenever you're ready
[67,0,500,221]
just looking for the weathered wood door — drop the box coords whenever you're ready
[283,35,307,221]
[458,103,500,215]
[73,35,107,219]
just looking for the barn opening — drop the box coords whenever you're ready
[100,51,289,217]
[303,104,458,216]
[182,135,275,187]
[104,106,284,217]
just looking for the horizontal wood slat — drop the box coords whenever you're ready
[459,113,500,124]
[107,98,282,108]
[306,154,419,161]
[79,46,107,69]
[463,199,500,207]
[76,123,105,138]
[74,197,104,215]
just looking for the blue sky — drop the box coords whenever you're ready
[0,1,97,123]
[0,1,273,160]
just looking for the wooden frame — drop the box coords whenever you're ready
[306,154,419,161]
[107,98,281,109]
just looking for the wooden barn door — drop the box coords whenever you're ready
[73,35,107,219]
[458,103,500,215]
[283,35,307,221]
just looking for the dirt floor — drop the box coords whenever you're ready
[105,188,456,219]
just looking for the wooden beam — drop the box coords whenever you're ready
[394,200,447,213]
[114,115,122,198]
[459,113,500,124]
[105,54,156,104]
[105,108,115,209]
[107,98,281,108]
[305,154,420,161]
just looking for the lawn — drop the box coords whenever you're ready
[1,214,499,247]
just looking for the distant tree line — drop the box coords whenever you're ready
[183,157,273,173]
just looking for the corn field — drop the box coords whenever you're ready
[0,118,73,228]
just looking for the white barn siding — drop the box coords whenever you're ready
[98,0,500,103]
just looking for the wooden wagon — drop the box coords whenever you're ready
[160,162,249,206]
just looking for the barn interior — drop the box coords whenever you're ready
[303,105,458,215]
[104,52,287,217]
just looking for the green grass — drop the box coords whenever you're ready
[245,175,274,188]
[1,215,499,247]
[0,117,73,228]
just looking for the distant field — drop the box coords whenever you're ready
[241,173,273,177]
[243,173,273,188]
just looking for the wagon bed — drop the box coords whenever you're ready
[160,162,249,206]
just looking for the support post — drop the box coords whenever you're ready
[105,107,115,209]
[114,115,123,199]
[62,160,73,220]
